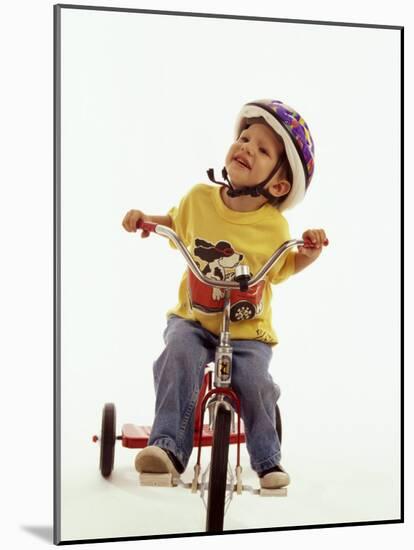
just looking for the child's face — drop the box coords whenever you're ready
[225,122,285,189]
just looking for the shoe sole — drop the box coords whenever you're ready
[135,446,180,479]
[260,471,290,490]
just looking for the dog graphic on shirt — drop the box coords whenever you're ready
[194,238,242,300]
[188,237,265,320]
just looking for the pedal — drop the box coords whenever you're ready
[139,472,176,487]
[259,487,288,497]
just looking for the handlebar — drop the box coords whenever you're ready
[136,219,328,291]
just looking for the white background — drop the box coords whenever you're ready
[58,4,401,542]
[0,0,410,549]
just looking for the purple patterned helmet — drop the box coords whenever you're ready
[234,99,315,210]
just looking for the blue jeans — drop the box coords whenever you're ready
[148,315,282,475]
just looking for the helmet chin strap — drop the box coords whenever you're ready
[207,155,285,200]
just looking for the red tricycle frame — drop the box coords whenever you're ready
[118,368,246,462]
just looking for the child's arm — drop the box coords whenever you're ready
[293,229,327,274]
[122,210,172,238]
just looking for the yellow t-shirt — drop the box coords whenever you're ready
[166,183,296,345]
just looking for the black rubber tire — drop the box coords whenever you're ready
[206,404,232,533]
[99,403,116,478]
[276,404,282,444]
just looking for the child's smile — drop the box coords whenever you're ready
[233,153,251,170]
[225,122,284,189]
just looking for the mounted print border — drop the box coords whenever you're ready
[54,3,404,545]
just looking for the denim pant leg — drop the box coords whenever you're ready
[148,316,215,470]
[231,339,281,474]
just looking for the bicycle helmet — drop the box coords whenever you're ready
[207,99,315,211]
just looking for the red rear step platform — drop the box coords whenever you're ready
[121,423,246,449]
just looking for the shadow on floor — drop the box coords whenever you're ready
[21,525,53,543]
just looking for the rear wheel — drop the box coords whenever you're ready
[206,404,231,533]
[99,403,116,478]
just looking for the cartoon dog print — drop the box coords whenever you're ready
[194,238,243,300]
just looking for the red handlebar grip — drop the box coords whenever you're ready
[136,219,157,232]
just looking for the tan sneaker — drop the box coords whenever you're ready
[135,446,181,481]
[259,465,290,489]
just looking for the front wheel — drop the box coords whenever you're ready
[206,403,231,533]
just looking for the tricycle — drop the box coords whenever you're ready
[93,220,327,532]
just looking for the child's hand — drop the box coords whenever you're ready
[122,210,150,238]
[297,229,327,259]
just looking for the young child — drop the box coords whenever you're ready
[122,99,327,489]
